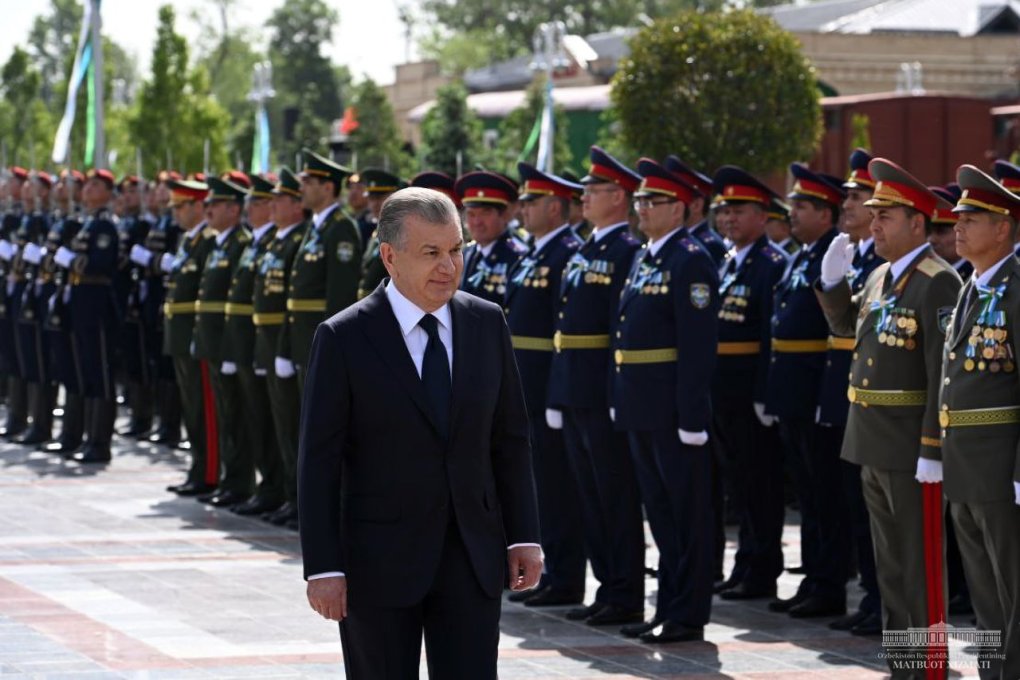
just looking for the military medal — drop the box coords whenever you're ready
[964,358,975,371]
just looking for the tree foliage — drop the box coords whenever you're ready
[27,0,83,108]
[494,76,572,176]
[0,48,54,167]
[610,9,822,175]
[349,78,414,177]
[420,81,487,176]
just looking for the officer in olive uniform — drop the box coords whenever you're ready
[193,177,253,507]
[765,165,848,619]
[455,171,528,306]
[279,149,362,393]
[13,172,54,445]
[929,185,972,283]
[159,179,218,495]
[664,156,727,266]
[991,161,1020,263]
[246,168,305,524]
[611,158,718,643]
[114,176,153,437]
[221,175,281,513]
[356,168,403,300]
[503,163,586,608]
[816,158,960,676]
[546,146,645,626]
[938,165,1020,679]
[709,166,788,601]
[55,169,120,463]
[42,170,86,454]
[0,167,29,438]
[816,149,886,636]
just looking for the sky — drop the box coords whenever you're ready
[1,0,419,88]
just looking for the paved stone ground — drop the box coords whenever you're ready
[0,414,985,678]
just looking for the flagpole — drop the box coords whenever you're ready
[91,0,106,169]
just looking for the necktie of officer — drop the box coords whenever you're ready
[419,313,451,441]
[881,268,894,295]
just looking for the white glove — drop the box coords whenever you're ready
[159,252,174,274]
[609,407,616,422]
[545,408,563,430]
[254,367,268,377]
[1014,481,1020,506]
[820,232,855,287]
[915,457,943,484]
[54,246,76,269]
[678,428,709,446]
[21,243,42,265]
[275,356,296,378]
[220,361,237,375]
[130,244,154,267]
[0,240,13,261]
[754,402,775,427]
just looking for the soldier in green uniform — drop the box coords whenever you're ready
[221,175,282,513]
[159,179,218,496]
[192,177,253,507]
[938,165,1020,679]
[815,158,960,676]
[277,149,361,396]
[259,169,309,528]
[355,168,403,300]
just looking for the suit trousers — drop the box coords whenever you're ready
[840,459,880,614]
[173,356,208,486]
[950,499,1020,680]
[237,366,283,503]
[529,411,585,595]
[339,519,501,680]
[266,371,300,503]
[209,364,253,496]
[562,406,644,610]
[627,428,714,627]
[779,419,848,599]
[712,402,785,589]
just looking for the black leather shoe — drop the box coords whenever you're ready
[1,422,27,440]
[118,420,152,437]
[523,588,584,607]
[285,516,300,531]
[231,496,284,516]
[786,564,807,575]
[508,585,546,603]
[207,490,249,508]
[948,592,973,616]
[620,617,662,638]
[265,502,298,526]
[768,591,808,612]
[639,621,704,644]
[149,427,180,446]
[719,582,777,600]
[829,609,870,631]
[15,427,51,446]
[565,602,606,621]
[713,576,740,594]
[788,595,846,618]
[196,490,220,503]
[45,439,81,453]
[850,611,882,636]
[72,445,111,464]
[168,481,217,497]
[586,605,644,626]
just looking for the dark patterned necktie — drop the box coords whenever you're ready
[419,313,451,441]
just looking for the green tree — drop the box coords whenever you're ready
[610,9,822,175]
[420,81,486,175]
[494,76,572,175]
[850,113,872,154]
[129,5,229,176]
[349,78,414,176]
[27,0,83,107]
[0,47,54,167]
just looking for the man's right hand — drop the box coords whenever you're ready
[820,232,855,287]
[307,575,348,621]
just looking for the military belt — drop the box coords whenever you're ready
[847,386,927,407]
[717,341,760,356]
[70,274,112,286]
[828,336,856,351]
[939,405,1020,429]
[287,298,327,312]
[224,303,254,316]
[614,348,678,365]
[511,336,555,352]
[253,312,285,326]
[771,338,829,353]
[163,301,196,318]
[195,301,227,314]
[553,331,610,351]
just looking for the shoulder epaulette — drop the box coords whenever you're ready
[765,246,786,264]
[201,227,216,239]
[507,237,529,254]
[916,257,945,278]
[621,231,641,246]
[680,236,701,253]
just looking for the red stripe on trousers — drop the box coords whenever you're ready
[200,360,219,486]
[923,482,946,680]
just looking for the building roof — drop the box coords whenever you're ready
[407,85,611,122]
[762,0,1020,36]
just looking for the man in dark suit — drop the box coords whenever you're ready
[299,187,542,679]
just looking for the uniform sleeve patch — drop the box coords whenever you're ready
[690,283,711,309]
[337,242,355,263]
[937,306,954,335]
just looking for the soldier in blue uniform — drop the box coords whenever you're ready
[709,166,789,602]
[41,170,86,454]
[0,167,29,438]
[765,164,848,618]
[818,149,885,635]
[408,170,460,209]
[503,163,586,607]
[559,169,591,240]
[54,169,120,463]
[664,155,727,266]
[454,171,528,306]
[546,146,645,625]
[611,158,718,643]
[765,197,799,257]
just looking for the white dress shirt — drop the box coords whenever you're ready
[275,221,302,240]
[973,252,1014,286]
[251,221,275,242]
[533,223,572,253]
[648,226,684,256]
[591,222,627,242]
[312,203,339,231]
[889,241,932,283]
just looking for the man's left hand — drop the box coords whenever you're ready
[507,545,543,592]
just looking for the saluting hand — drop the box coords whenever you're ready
[508,545,543,592]
[307,575,348,621]
[820,232,855,287]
